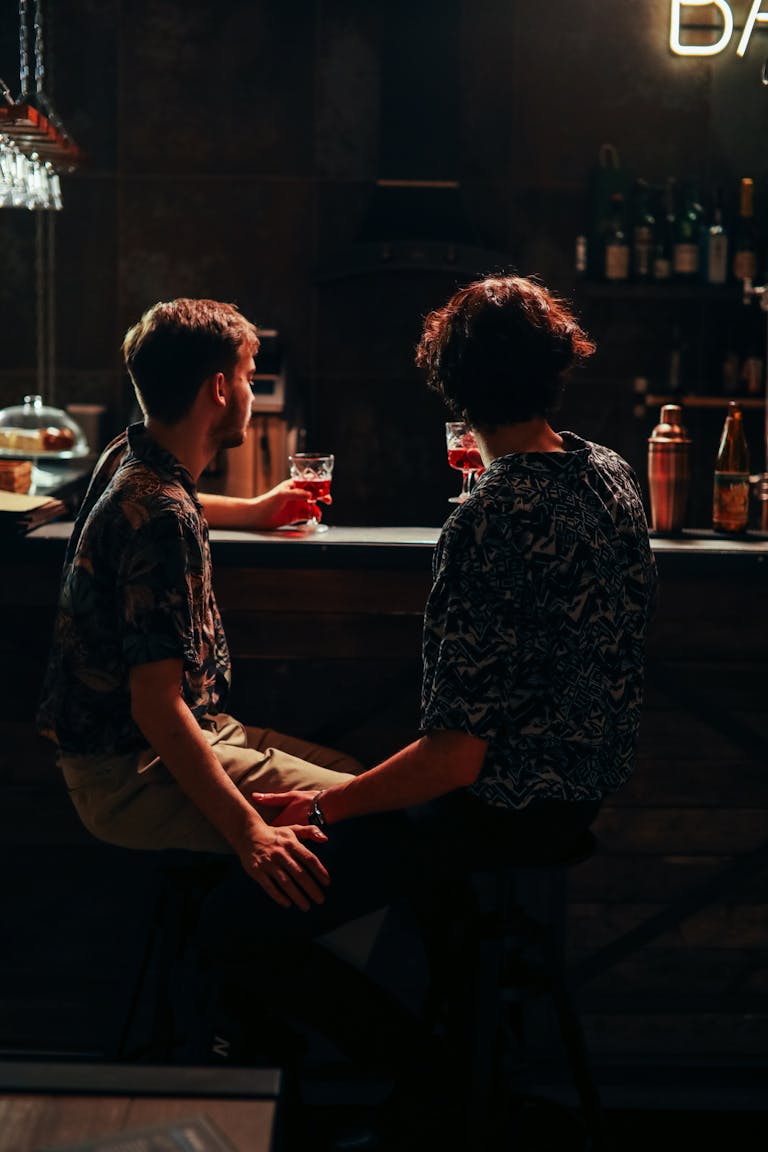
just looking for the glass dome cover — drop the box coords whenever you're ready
[0,393,89,458]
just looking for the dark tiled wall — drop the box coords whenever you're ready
[1,0,766,522]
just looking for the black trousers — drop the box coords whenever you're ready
[194,809,427,1070]
[193,793,601,1074]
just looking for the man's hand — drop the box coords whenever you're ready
[239,819,330,910]
[253,789,317,829]
[251,479,332,530]
[128,661,331,912]
[198,481,332,531]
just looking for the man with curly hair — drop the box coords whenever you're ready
[258,275,657,861]
[255,276,658,1147]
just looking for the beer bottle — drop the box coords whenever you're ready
[712,401,750,533]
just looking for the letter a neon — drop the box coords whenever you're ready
[737,0,768,55]
[670,0,734,55]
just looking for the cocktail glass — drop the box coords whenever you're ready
[287,452,334,533]
[445,421,483,503]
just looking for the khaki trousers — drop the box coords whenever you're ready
[59,713,359,854]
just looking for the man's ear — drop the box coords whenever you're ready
[207,371,228,409]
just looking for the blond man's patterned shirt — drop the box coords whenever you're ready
[38,423,230,756]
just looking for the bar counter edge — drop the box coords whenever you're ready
[7,521,768,576]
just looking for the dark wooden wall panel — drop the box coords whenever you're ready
[3,0,766,521]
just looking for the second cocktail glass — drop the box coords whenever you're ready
[288,452,334,533]
[445,421,483,503]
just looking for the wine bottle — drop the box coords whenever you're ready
[631,179,655,280]
[652,179,675,281]
[712,401,750,533]
[732,177,757,282]
[672,180,702,279]
[603,192,630,281]
[703,186,729,285]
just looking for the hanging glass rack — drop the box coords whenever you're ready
[0,0,83,211]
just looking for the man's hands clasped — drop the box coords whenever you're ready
[254,788,317,828]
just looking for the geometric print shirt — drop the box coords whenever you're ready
[420,432,658,809]
[37,422,231,757]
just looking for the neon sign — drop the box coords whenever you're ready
[670,0,768,56]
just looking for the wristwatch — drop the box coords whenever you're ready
[308,790,329,831]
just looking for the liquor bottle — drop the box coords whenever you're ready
[732,177,757,282]
[574,233,588,279]
[603,192,630,281]
[741,299,765,397]
[632,375,649,420]
[712,401,750,533]
[652,179,675,281]
[703,186,729,285]
[667,323,689,395]
[672,180,702,279]
[631,179,655,280]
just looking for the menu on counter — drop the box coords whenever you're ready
[0,489,67,534]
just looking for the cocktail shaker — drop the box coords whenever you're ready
[647,404,691,534]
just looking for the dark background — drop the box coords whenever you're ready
[1,0,768,525]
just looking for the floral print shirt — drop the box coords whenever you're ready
[37,423,230,756]
[420,433,657,809]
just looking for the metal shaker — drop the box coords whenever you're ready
[647,404,691,534]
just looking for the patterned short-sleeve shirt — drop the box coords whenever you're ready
[420,432,657,809]
[37,423,231,756]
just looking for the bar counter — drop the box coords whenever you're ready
[2,520,767,1094]
[9,519,768,573]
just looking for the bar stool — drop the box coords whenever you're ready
[456,830,605,1152]
[114,850,235,1063]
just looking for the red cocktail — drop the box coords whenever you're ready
[287,453,334,533]
[445,422,483,503]
[448,446,484,474]
[300,478,332,502]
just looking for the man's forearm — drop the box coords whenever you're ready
[198,492,256,529]
[320,730,487,824]
[134,693,263,851]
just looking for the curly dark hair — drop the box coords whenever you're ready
[123,298,259,425]
[415,275,595,427]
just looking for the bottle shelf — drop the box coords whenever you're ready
[646,394,765,409]
[578,281,738,302]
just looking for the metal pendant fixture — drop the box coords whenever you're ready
[0,0,83,210]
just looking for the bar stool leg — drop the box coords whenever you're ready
[545,939,607,1151]
[466,872,509,1152]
